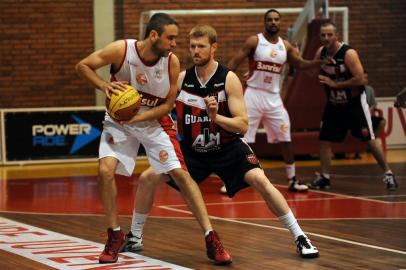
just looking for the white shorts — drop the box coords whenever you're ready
[244,87,291,143]
[99,114,183,176]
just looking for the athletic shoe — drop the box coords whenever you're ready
[122,231,143,252]
[383,173,399,191]
[308,174,331,190]
[288,177,309,192]
[295,235,319,258]
[99,228,127,263]
[205,230,232,265]
[220,185,227,194]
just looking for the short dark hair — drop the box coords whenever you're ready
[264,9,281,21]
[321,21,338,32]
[144,13,178,39]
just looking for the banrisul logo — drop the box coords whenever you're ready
[32,115,101,154]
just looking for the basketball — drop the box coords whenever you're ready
[105,85,141,121]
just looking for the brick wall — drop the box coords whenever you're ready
[0,0,93,108]
[1,0,405,108]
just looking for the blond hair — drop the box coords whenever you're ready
[189,24,217,44]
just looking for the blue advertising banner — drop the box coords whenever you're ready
[3,108,105,162]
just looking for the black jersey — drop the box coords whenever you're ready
[320,44,365,105]
[175,63,241,153]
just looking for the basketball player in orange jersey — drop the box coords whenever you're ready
[228,9,327,192]
[308,21,398,191]
[125,24,319,259]
[75,13,231,264]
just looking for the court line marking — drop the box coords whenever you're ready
[157,206,406,256]
[273,183,404,204]
[0,216,192,270]
[363,194,406,198]
[328,173,406,179]
[1,211,405,221]
[161,196,399,207]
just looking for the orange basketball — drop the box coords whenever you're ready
[106,85,141,121]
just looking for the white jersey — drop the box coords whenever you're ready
[111,39,172,128]
[246,34,287,93]
[99,39,182,176]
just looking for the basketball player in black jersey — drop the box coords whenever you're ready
[308,22,398,190]
[125,25,319,260]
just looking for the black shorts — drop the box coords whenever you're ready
[319,96,374,142]
[371,115,384,133]
[167,139,261,198]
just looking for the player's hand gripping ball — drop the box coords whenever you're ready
[106,85,141,121]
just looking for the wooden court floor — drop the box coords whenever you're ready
[0,150,405,269]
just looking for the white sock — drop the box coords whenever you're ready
[112,226,121,231]
[385,170,393,175]
[322,173,330,179]
[131,212,148,238]
[285,163,296,180]
[278,210,305,240]
[204,230,213,237]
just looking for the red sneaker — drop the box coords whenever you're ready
[205,230,232,265]
[99,228,127,263]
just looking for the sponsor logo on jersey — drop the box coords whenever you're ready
[185,114,210,124]
[321,63,346,75]
[159,150,169,162]
[279,123,288,134]
[184,83,194,87]
[136,73,148,85]
[329,89,348,104]
[154,68,163,80]
[246,154,259,164]
[214,83,224,87]
[270,50,278,58]
[139,94,159,107]
[192,128,220,152]
[137,92,164,107]
[256,61,282,74]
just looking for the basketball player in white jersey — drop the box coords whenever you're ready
[75,13,231,264]
[228,9,325,192]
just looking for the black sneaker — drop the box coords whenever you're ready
[308,174,330,190]
[295,235,319,258]
[288,177,309,192]
[122,231,143,252]
[383,173,399,191]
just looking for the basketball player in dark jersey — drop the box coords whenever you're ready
[125,25,319,260]
[308,22,398,190]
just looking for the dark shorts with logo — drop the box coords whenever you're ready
[167,139,261,198]
[319,97,374,142]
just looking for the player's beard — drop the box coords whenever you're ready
[193,54,211,67]
[266,25,279,36]
[151,41,168,57]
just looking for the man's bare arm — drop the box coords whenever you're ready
[205,72,248,134]
[75,40,127,97]
[285,40,324,69]
[228,35,257,71]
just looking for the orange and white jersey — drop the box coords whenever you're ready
[111,39,172,116]
[246,34,287,93]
